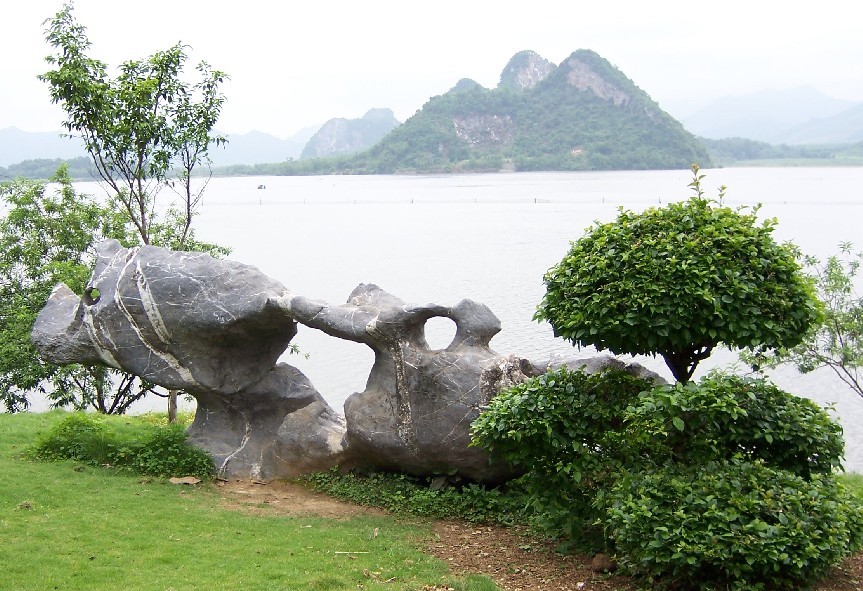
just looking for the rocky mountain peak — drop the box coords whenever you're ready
[560,51,631,106]
[301,108,400,160]
[499,50,556,90]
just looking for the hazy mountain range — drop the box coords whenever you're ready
[680,85,863,144]
[0,112,395,169]
[2,83,861,170]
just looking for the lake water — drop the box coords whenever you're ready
[32,167,863,472]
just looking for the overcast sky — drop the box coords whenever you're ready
[3,1,861,139]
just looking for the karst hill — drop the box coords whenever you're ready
[330,49,711,173]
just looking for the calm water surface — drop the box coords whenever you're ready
[45,168,863,470]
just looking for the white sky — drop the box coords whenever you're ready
[3,1,862,139]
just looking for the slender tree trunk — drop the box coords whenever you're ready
[168,389,178,424]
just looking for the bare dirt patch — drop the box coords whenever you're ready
[216,478,386,519]
[214,479,863,591]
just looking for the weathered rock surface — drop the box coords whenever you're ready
[286,284,532,481]
[31,241,662,483]
[31,240,297,394]
[499,49,557,91]
[533,352,667,385]
[31,240,345,479]
[186,363,346,480]
[301,108,400,159]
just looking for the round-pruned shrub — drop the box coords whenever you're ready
[605,457,863,591]
[622,373,845,477]
[535,170,820,383]
[471,365,655,546]
[472,369,863,587]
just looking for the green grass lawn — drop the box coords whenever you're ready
[0,411,487,591]
[5,410,860,591]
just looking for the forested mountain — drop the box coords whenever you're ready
[301,108,400,159]
[283,49,710,174]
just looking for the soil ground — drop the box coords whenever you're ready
[216,479,863,591]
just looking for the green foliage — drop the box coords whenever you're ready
[537,166,820,382]
[470,366,655,547]
[29,412,214,479]
[843,472,863,500]
[0,156,92,180]
[747,242,863,399]
[0,167,156,413]
[624,373,845,477]
[40,2,228,253]
[471,369,863,589]
[303,468,529,526]
[701,137,863,167]
[605,458,863,591]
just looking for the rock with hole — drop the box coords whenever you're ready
[285,284,534,481]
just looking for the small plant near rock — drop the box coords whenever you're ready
[301,468,530,525]
[29,412,213,479]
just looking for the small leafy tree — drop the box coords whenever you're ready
[536,165,820,382]
[38,2,230,420]
[0,167,156,413]
[40,2,228,252]
[747,242,862,399]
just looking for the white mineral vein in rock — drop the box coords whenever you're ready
[135,260,172,344]
[111,254,197,384]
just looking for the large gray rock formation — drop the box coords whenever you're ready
[285,284,534,481]
[31,240,346,479]
[186,363,347,480]
[31,240,661,482]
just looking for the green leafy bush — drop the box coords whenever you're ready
[623,374,845,477]
[535,167,820,383]
[472,370,863,588]
[470,366,655,547]
[29,411,112,462]
[30,412,213,479]
[605,458,863,591]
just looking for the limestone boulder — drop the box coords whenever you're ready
[532,352,667,385]
[186,363,347,480]
[31,240,345,480]
[31,239,297,394]
[286,284,533,482]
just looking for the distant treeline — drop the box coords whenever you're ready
[211,138,863,177]
[701,137,863,166]
[5,139,863,182]
[0,157,93,181]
